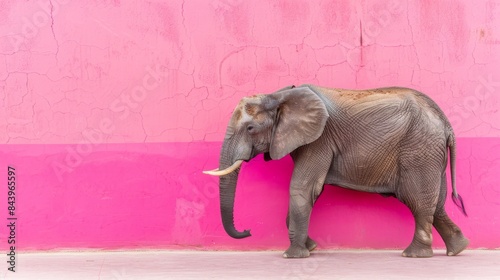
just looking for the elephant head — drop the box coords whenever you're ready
[203,86,329,238]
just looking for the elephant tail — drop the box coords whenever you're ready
[448,133,468,217]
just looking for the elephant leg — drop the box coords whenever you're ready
[433,210,469,256]
[433,174,469,256]
[403,213,435,258]
[286,187,324,252]
[282,146,331,259]
[305,236,318,252]
[397,171,440,258]
[283,188,314,258]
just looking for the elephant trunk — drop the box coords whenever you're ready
[218,141,251,239]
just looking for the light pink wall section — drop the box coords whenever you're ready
[1,1,499,251]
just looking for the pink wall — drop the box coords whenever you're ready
[0,1,499,251]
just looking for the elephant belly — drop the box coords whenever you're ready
[324,157,399,194]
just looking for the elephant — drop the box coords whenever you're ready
[203,84,469,258]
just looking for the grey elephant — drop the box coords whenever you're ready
[203,84,469,258]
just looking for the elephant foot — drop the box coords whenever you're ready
[306,237,317,252]
[445,234,469,256]
[283,245,310,258]
[402,245,433,258]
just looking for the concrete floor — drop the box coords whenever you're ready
[1,250,499,280]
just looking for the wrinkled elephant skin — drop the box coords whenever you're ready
[204,84,469,258]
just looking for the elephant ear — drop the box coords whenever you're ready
[267,87,329,160]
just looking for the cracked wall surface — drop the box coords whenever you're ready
[1,0,499,144]
[0,0,500,250]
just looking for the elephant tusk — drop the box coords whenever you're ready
[202,160,243,176]
[205,168,220,172]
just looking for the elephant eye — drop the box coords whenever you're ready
[247,125,255,133]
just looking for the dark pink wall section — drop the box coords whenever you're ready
[1,1,500,251]
[0,138,499,251]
